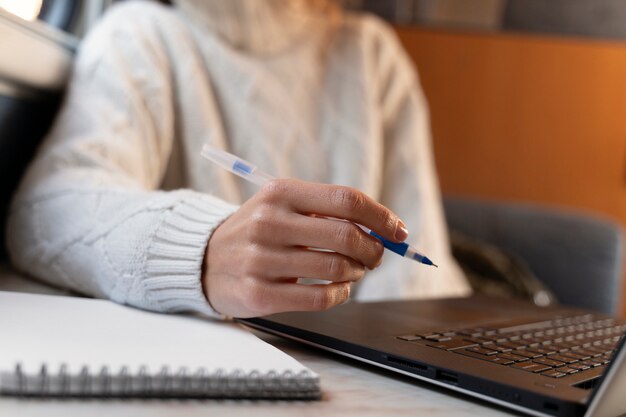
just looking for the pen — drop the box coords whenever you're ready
[200,144,438,267]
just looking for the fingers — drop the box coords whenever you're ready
[282,215,384,269]
[251,247,366,282]
[259,179,408,243]
[242,280,351,317]
[242,196,385,270]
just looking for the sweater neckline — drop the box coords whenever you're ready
[172,0,336,56]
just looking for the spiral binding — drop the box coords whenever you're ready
[0,363,320,399]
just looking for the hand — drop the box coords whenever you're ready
[202,179,409,318]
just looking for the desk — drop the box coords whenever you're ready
[0,265,516,417]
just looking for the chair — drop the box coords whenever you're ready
[444,197,623,314]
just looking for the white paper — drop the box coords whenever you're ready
[0,291,315,380]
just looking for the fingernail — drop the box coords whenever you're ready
[395,220,409,241]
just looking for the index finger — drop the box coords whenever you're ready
[263,180,409,243]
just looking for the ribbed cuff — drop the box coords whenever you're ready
[142,192,238,319]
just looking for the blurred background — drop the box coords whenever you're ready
[351,0,626,316]
[0,0,624,312]
[339,0,626,236]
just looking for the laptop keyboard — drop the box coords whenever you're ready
[396,314,626,379]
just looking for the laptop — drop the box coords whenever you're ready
[239,295,626,417]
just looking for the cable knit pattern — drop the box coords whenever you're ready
[7,0,470,318]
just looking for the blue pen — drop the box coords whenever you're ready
[200,145,438,267]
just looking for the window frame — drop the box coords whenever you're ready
[38,0,79,31]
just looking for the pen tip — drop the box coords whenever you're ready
[419,256,438,267]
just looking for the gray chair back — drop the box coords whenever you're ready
[444,197,624,314]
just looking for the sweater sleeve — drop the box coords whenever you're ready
[6,5,238,317]
[356,19,472,300]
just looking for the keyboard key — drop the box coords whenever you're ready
[457,328,487,337]
[463,337,493,345]
[557,341,580,349]
[433,336,453,342]
[497,352,526,362]
[466,347,499,356]
[490,356,514,365]
[548,354,579,364]
[489,357,516,365]
[556,366,579,374]
[478,334,508,343]
[562,352,591,361]
[585,346,609,356]
[550,344,572,352]
[511,361,552,373]
[521,338,542,347]
[514,349,543,359]
[533,357,565,367]
[457,349,498,362]
[493,344,513,353]
[497,341,524,349]
[576,348,602,358]
[414,332,441,338]
[542,370,567,378]
[457,349,518,365]
[425,334,448,341]
[396,334,422,341]
[527,346,558,355]
[569,363,591,371]
[425,338,478,351]
[581,359,603,368]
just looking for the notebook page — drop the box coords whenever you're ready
[0,291,314,378]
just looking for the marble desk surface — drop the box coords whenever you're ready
[0,264,518,417]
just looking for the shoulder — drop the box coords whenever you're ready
[334,11,407,61]
[331,12,424,122]
[331,11,415,81]
[331,11,417,89]
[77,1,184,68]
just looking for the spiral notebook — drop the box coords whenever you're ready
[0,291,320,399]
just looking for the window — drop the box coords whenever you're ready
[0,0,79,31]
[0,0,42,21]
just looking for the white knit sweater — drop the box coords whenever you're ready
[7,0,470,318]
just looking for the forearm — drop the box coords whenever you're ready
[7,170,238,316]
